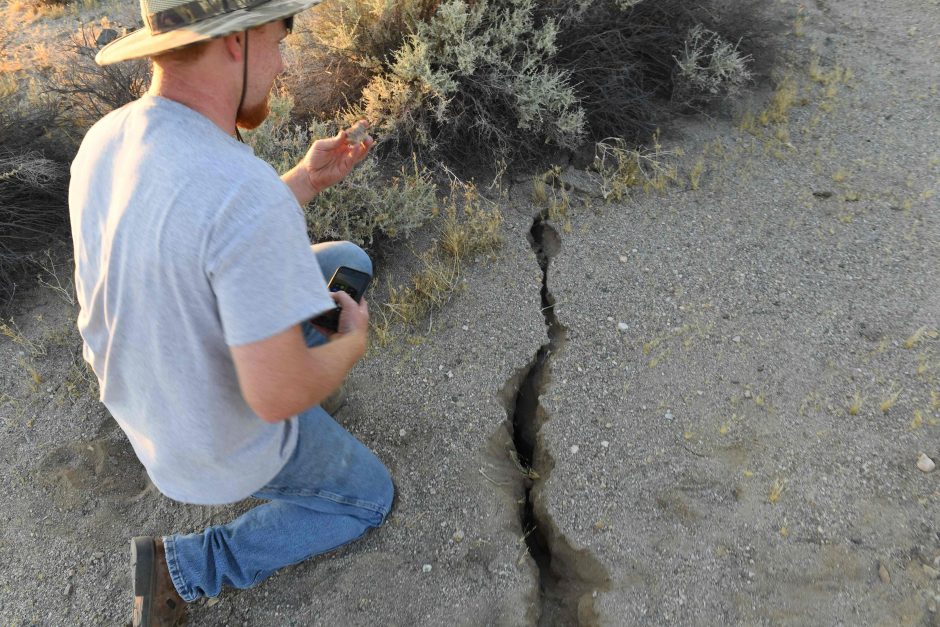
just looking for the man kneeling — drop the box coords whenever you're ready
[69,1,393,624]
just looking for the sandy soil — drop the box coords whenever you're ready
[1,0,939,625]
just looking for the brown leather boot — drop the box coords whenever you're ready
[131,537,187,627]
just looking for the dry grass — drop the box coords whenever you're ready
[847,391,863,416]
[594,132,681,200]
[903,325,937,349]
[689,156,705,190]
[879,388,901,414]
[767,477,786,504]
[1,318,46,357]
[370,180,503,345]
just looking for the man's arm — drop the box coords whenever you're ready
[229,291,368,423]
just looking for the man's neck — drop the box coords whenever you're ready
[149,66,239,136]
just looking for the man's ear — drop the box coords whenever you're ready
[222,32,244,61]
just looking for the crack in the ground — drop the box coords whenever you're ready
[497,210,610,626]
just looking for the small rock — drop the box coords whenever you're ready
[206,597,220,607]
[452,531,464,543]
[664,411,674,421]
[732,336,741,343]
[64,583,72,596]
[617,322,628,332]
[923,564,940,579]
[399,428,406,437]
[91,552,104,560]
[917,453,936,473]
[570,445,579,454]
[606,316,613,322]
[422,564,432,573]
[744,390,752,399]
[446,371,453,379]
[461,325,468,331]
[601,441,609,448]
[618,255,628,263]
[928,600,937,614]
[813,190,833,198]
[878,562,891,584]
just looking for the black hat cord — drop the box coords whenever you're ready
[234,30,248,143]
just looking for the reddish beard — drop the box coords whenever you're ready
[236,93,270,130]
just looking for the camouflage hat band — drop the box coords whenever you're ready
[146,0,270,34]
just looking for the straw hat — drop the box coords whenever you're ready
[95,0,322,65]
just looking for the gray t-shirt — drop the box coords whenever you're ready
[68,94,335,504]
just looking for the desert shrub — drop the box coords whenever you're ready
[354,0,585,161]
[246,94,438,245]
[283,0,758,164]
[306,151,437,245]
[371,178,502,342]
[282,0,440,118]
[284,0,586,163]
[549,0,754,142]
[43,25,149,133]
[0,94,70,310]
[674,24,752,100]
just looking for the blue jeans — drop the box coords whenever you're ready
[163,241,392,602]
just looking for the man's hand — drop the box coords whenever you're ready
[281,121,374,207]
[330,290,369,357]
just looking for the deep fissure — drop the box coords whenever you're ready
[502,211,607,625]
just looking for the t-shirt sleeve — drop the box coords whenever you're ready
[205,187,335,347]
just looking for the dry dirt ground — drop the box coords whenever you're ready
[2,0,940,625]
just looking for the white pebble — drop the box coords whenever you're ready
[570,445,580,454]
[664,411,674,421]
[917,453,936,473]
[601,441,609,448]
[462,325,469,331]
[617,322,628,332]
[732,336,741,343]
[399,428,407,437]
[618,255,628,263]
[606,316,614,322]
[422,564,432,573]
[446,371,453,379]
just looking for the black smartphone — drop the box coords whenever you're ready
[311,266,372,333]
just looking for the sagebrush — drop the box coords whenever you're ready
[0,90,70,311]
[284,0,758,162]
[246,94,438,245]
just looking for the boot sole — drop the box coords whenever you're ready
[131,536,155,627]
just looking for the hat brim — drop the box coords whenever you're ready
[95,0,321,65]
